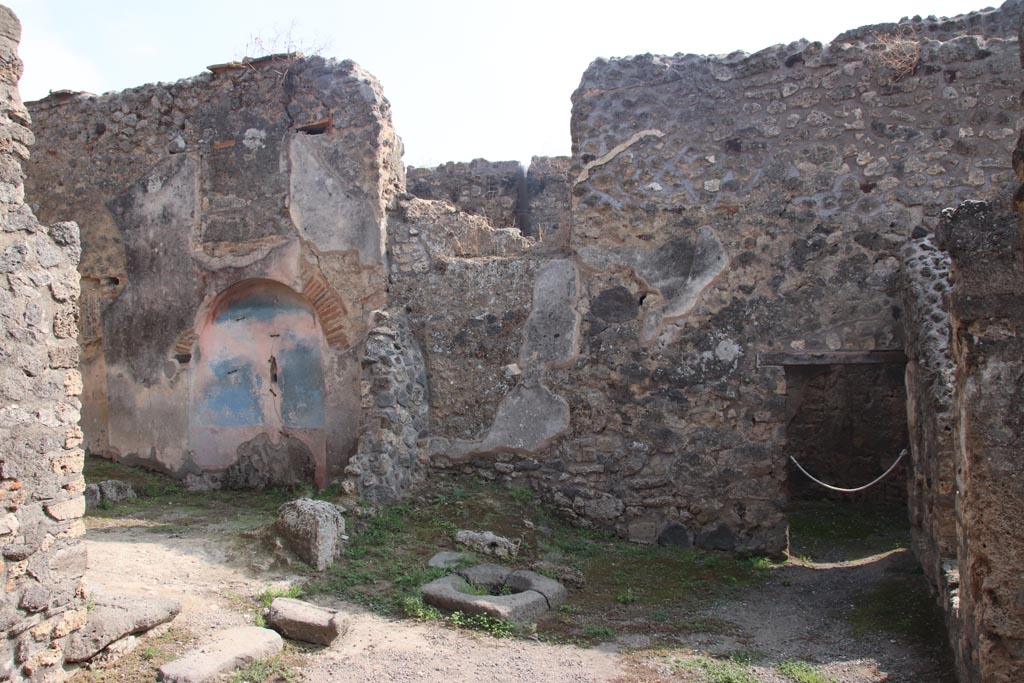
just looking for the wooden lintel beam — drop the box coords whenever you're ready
[757,350,907,367]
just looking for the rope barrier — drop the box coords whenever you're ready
[789,448,907,494]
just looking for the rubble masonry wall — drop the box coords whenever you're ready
[0,5,86,680]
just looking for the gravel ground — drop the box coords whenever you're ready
[77,519,950,683]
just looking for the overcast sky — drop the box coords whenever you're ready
[7,0,993,167]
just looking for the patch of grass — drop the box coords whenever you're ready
[256,584,304,608]
[508,486,534,504]
[250,584,305,627]
[302,473,765,646]
[786,499,910,562]
[680,655,760,683]
[137,645,164,662]
[778,659,835,683]
[457,581,492,596]
[748,556,779,571]
[399,595,442,621]
[228,654,299,683]
[649,608,670,623]
[448,611,517,638]
[582,624,615,639]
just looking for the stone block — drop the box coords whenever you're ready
[97,479,136,503]
[454,530,519,559]
[427,551,472,569]
[157,626,282,683]
[267,597,347,646]
[66,592,181,662]
[275,498,345,571]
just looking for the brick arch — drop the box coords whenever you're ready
[300,261,350,349]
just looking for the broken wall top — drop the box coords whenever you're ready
[570,0,1022,351]
[26,54,404,273]
[576,0,1023,96]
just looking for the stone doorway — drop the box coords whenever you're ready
[782,361,909,503]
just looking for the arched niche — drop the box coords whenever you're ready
[189,279,327,487]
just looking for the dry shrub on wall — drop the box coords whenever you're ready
[870,27,921,82]
[238,21,332,62]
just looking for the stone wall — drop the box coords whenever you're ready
[0,5,86,679]
[383,1,1024,558]
[931,199,1024,683]
[900,231,957,600]
[548,0,1021,553]
[784,364,908,502]
[406,156,571,244]
[407,160,524,232]
[526,156,572,249]
[343,308,430,504]
[23,55,404,486]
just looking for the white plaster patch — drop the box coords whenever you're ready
[715,338,742,363]
[243,128,267,151]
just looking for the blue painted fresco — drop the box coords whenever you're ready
[196,358,262,426]
[278,340,325,428]
[213,290,311,325]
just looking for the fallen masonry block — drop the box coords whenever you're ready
[267,597,348,646]
[66,592,180,663]
[275,498,346,571]
[454,530,519,559]
[158,626,282,683]
[427,550,473,569]
[84,480,137,509]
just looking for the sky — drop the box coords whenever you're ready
[6,0,994,167]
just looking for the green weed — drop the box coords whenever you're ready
[228,655,298,683]
[778,659,835,683]
[256,584,304,608]
[509,486,534,504]
[681,655,759,683]
[448,611,517,637]
[748,556,778,571]
[252,585,304,627]
[399,596,442,621]
[583,624,615,639]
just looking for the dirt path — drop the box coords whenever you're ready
[81,521,625,683]
[78,518,950,683]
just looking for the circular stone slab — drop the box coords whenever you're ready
[421,573,552,625]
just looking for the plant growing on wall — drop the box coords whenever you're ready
[870,27,921,82]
